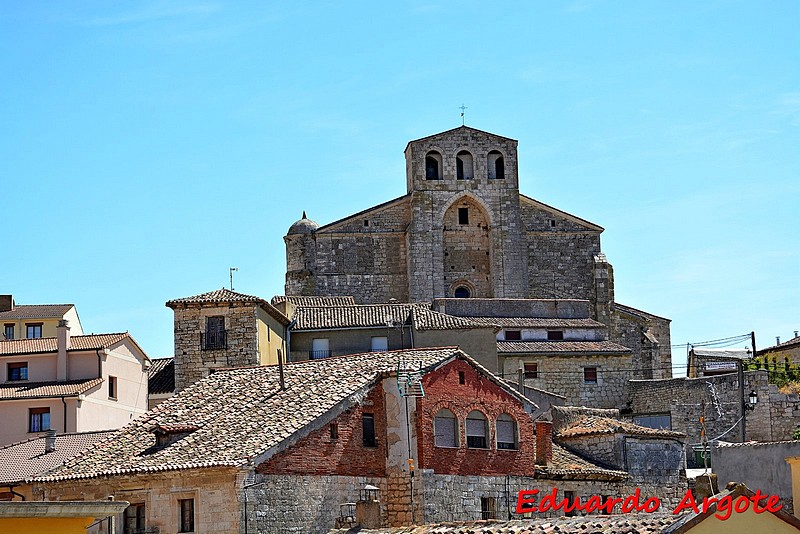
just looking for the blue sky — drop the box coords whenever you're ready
[2,1,798,373]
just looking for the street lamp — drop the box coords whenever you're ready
[748,390,758,410]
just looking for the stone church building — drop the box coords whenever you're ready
[284,126,671,380]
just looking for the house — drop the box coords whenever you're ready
[0,294,83,340]
[147,357,174,409]
[165,288,290,391]
[282,126,672,381]
[32,347,680,533]
[0,429,114,501]
[758,334,800,365]
[0,320,150,447]
[0,500,129,534]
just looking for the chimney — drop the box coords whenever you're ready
[777,336,781,346]
[0,295,13,313]
[44,429,57,453]
[535,421,553,466]
[57,320,70,381]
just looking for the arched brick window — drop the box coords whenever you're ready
[434,408,459,448]
[496,413,518,450]
[466,410,489,449]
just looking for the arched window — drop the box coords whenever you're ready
[466,410,488,448]
[454,286,471,298]
[487,151,504,180]
[434,409,459,448]
[496,414,518,450]
[425,151,442,180]
[456,150,473,180]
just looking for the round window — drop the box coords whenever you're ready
[454,286,471,298]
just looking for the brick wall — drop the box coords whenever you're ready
[258,382,387,477]
[416,358,536,476]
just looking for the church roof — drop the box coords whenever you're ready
[313,194,410,234]
[271,295,357,307]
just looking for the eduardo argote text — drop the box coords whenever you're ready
[516,488,782,520]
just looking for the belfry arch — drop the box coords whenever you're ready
[442,195,493,298]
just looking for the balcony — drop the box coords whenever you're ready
[309,350,332,360]
[200,331,227,350]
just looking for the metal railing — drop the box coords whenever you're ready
[309,350,332,360]
[200,331,227,350]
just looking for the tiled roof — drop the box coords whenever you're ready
[758,335,800,355]
[462,317,606,328]
[0,378,104,400]
[496,340,631,354]
[292,304,486,331]
[540,443,628,480]
[691,348,751,360]
[166,288,289,326]
[556,415,685,439]
[271,295,356,307]
[0,304,74,320]
[328,515,680,533]
[0,430,115,484]
[614,303,670,322]
[148,357,175,395]
[0,333,130,356]
[36,348,467,481]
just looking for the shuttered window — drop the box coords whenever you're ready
[434,409,458,448]
[496,414,517,450]
[466,411,488,449]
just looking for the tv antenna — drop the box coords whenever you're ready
[229,267,238,291]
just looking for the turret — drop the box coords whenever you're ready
[284,211,318,295]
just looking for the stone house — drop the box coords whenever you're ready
[283,125,672,381]
[0,295,83,340]
[33,347,680,533]
[165,288,290,391]
[0,320,150,447]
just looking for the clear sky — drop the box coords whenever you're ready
[2,1,798,374]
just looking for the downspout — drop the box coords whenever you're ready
[95,349,103,379]
[61,396,68,433]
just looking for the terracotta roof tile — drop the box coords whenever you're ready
[292,304,486,331]
[497,340,631,354]
[165,288,289,326]
[541,443,628,480]
[147,357,174,395]
[462,317,606,328]
[36,348,466,481]
[271,295,356,307]
[0,333,130,356]
[556,415,685,439]
[0,304,74,320]
[0,430,115,484]
[0,378,104,400]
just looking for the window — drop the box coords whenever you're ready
[504,330,521,341]
[549,219,557,228]
[547,330,564,340]
[26,323,43,339]
[458,207,469,225]
[202,316,226,350]
[481,496,498,520]
[584,367,598,384]
[456,150,473,180]
[124,503,146,534]
[466,410,488,449]
[454,286,471,298]
[523,362,538,379]
[108,376,118,399]
[29,407,50,432]
[3,324,13,340]
[363,219,369,227]
[310,338,330,359]
[633,414,672,430]
[330,423,339,440]
[179,498,194,532]
[564,491,577,516]
[434,409,458,448]
[8,362,28,381]
[425,151,442,180]
[362,413,376,447]
[487,151,504,179]
[370,336,388,352]
[458,371,465,384]
[496,414,518,450]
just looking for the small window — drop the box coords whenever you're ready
[203,316,226,350]
[26,323,43,339]
[564,491,577,516]
[454,286,471,298]
[370,336,388,352]
[466,410,488,449]
[124,503,146,534]
[330,423,339,440]
[584,367,598,384]
[108,376,118,399]
[179,498,194,533]
[547,330,564,340]
[549,219,556,228]
[434,409,459,448]
[3,324,13,340]
[362,413,377,447]
[8,362,28,381]
[504,330,521,341]
[496,414,518,450]
[425,151,442,180]
[523,362,538,379]
[481,496,498,520]
[458,371,465,384]
[458,207,469,225]
[29,407,50,433]
[363,219,369,227]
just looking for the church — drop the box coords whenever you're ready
[284,126,672,383]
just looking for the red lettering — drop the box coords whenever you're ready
[583,495,602,514]
[643,497,661,513]
[673,490,700,515]
[702,496,718,514]
[714,495,733,520]
[766,495,783,513]
[515,490,539,514]
[621,488,642,513]
[602,497,623,514]
[734,495,750,514]
[751,489,769,514]
[538,488,560,513]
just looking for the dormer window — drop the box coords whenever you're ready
[425,151,442,180]
[151,424,199,447]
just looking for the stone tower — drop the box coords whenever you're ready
[284,212,319,296]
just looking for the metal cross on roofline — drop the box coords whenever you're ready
[459,104,467,126]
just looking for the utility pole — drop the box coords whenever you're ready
[739,359,746,442]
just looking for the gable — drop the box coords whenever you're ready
[315,195,411,234]
[519,194,603,233]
